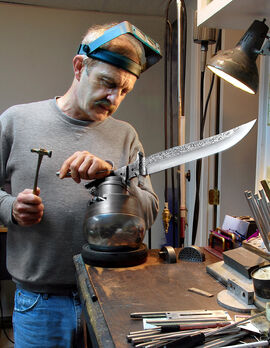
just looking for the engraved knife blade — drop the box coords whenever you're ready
[114,119,256,180]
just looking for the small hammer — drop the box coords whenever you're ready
[31,148,52,195]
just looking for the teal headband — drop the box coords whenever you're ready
[77,21,162,78]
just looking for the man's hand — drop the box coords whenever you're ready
[12,188,44,226]
[58,151,113,183]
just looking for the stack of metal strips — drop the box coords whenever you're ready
[244,180,270,252]
[128,309,232,347]
[127,311,267,347]
[127,327,245,347]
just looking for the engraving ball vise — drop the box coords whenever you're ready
[83,175,145,251]
[81,120,255,267]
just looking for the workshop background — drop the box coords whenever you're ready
[0,0,265,335]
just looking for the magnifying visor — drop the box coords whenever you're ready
[77,21,162,78]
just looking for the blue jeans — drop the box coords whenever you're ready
[13,287,84,348]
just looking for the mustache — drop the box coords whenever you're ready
[94,99,115,113]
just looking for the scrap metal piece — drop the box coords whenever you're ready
[188,287,214,297]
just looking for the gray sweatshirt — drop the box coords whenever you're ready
[0,99,158,292]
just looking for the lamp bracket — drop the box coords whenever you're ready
[260,39,270,56]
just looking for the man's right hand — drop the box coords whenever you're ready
[12,188,44,226]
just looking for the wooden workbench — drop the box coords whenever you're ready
[74,248,228,348]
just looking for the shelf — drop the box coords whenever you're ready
[197,0,270,30]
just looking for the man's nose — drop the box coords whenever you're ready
[107,89,122,106]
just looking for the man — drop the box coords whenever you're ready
[0,22,161,347]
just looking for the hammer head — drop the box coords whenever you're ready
[31,148,52,158]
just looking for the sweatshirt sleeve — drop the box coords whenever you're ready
[0,189,16,226]
[0,109,17,226]
[128,175,159,230]
[125,132,159,230]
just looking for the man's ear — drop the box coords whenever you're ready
[73,55,85,81]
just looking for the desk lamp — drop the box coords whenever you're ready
[207,19,269,94]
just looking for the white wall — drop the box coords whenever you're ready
[219,29,259,223]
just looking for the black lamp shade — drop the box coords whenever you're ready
[207,19,269,94]
[207,47,259,94]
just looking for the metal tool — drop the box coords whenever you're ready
[261,180,270,201]
[57,119,255,183]
[244,190,270,251]
[56,169,109,177]
[127,323,232,344]
[144,331,248,348]
[259,189,270,216]
[254,193,270,233]
[58,119,255,266]
[221,341,270,348]
[178,246,205,262]
[31,148,52,195]
[158,246,177,263]
[130,309,230,319]
[226,278,254,305]
[130,327,243,347]
[113,119,256,182]
[148,310,266,348]
[146,318,230,326]
[84,120,255,258]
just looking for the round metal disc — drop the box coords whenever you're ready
[82,243,148,267]
[178,246,205,262]
[159,246,177,263]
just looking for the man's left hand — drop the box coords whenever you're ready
[58,151,112,183]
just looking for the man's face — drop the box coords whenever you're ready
[76,61,137,122]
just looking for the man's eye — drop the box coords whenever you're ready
[102,79,116,89]
[121,89,129,96]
